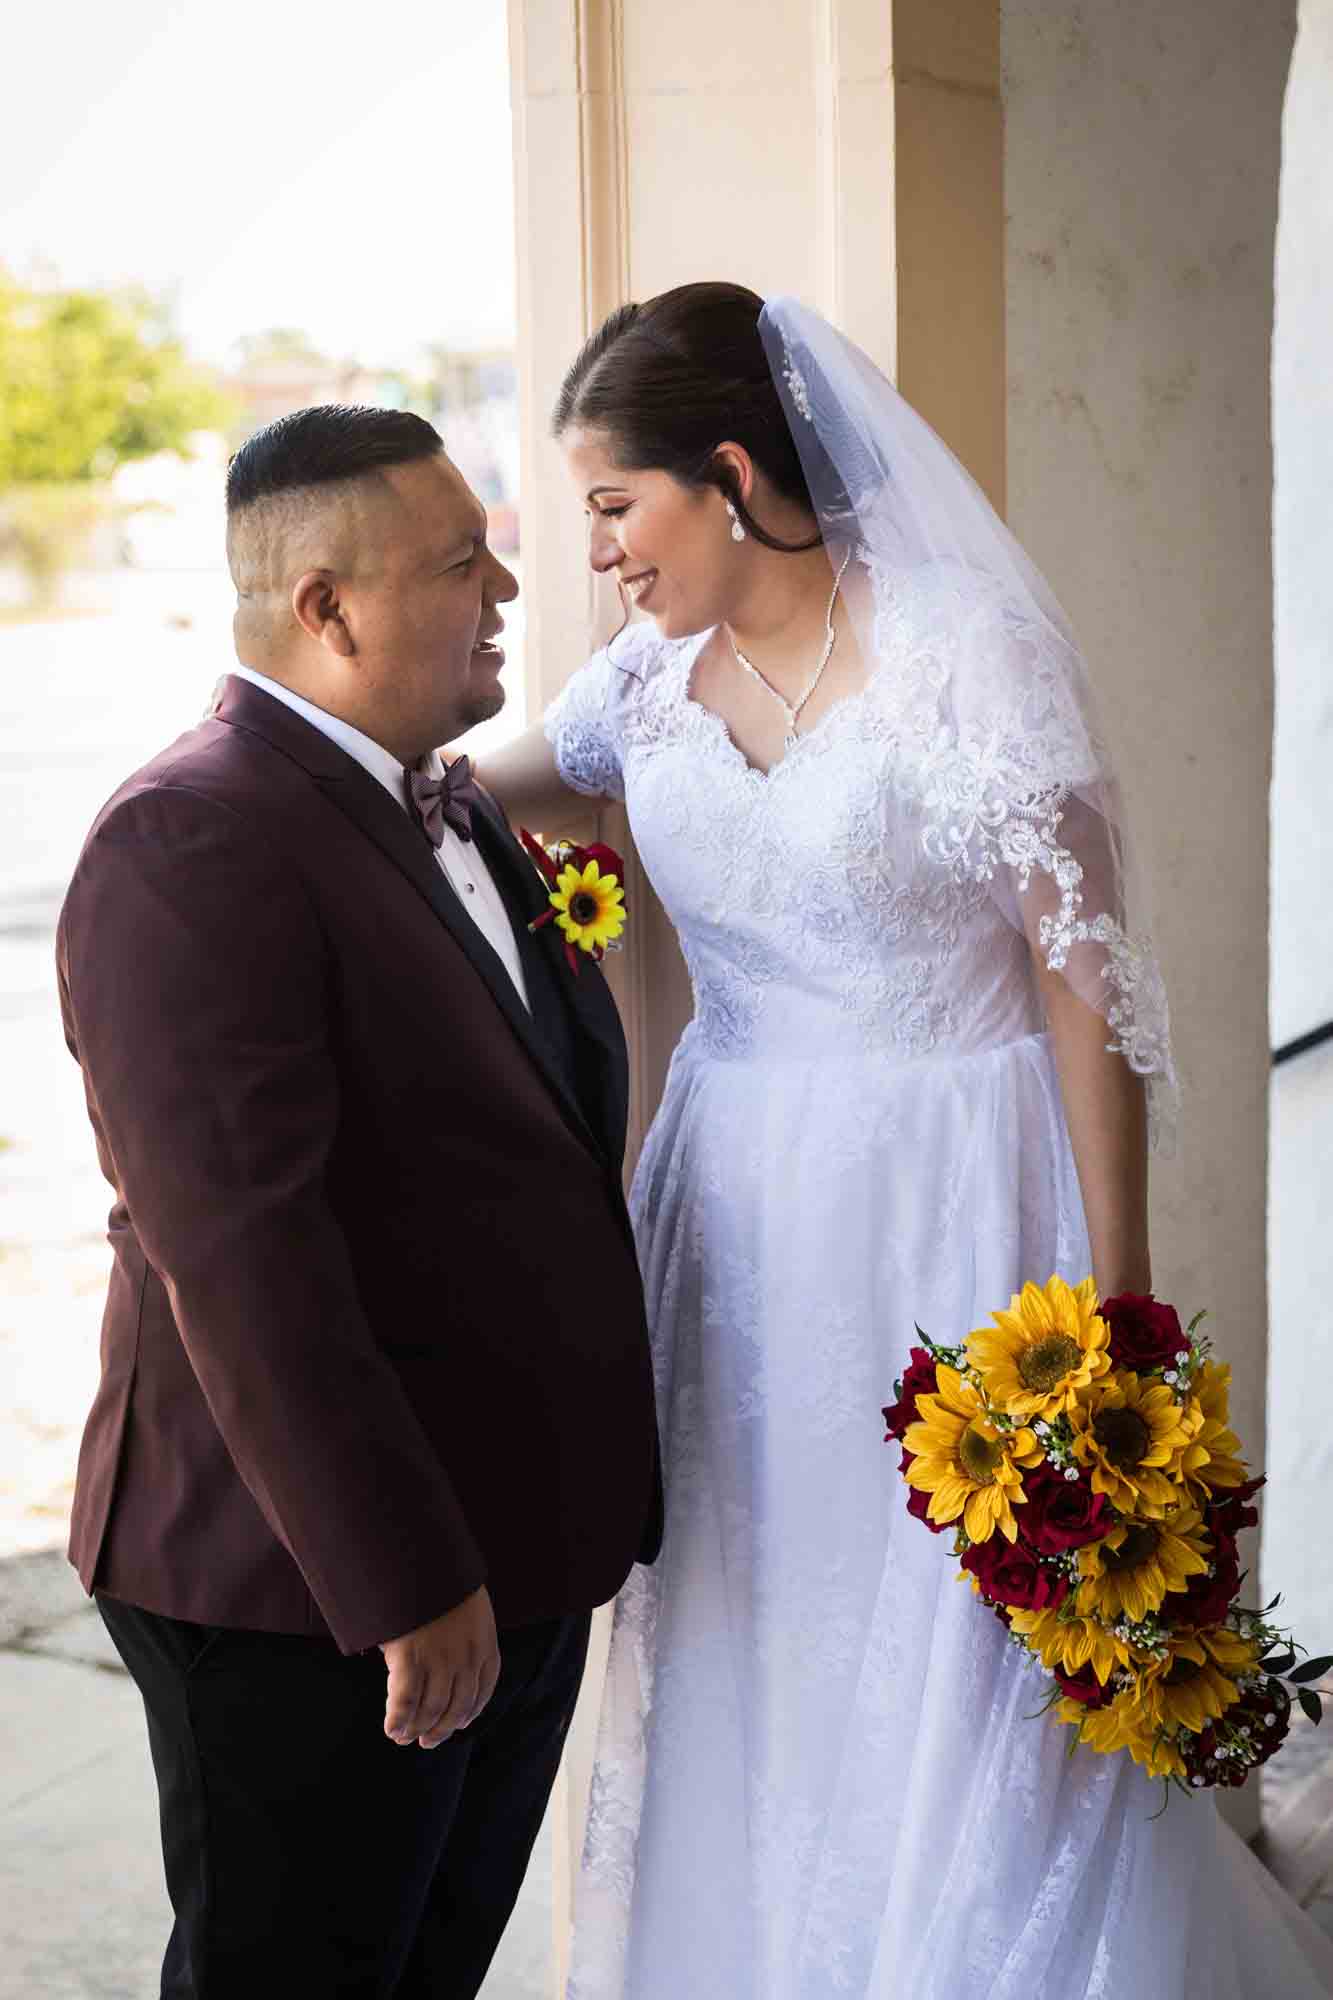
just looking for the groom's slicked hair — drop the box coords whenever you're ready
[226,405,443,515]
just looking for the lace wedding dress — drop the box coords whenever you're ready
[544,583,1333,2000]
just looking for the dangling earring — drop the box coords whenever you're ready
[725,498,747,543]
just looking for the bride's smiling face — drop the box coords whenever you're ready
[563,428,742,640]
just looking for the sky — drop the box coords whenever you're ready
[2,0,517,368]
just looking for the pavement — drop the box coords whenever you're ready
[0,1548,554,2000]
[7,1540,1333,1999]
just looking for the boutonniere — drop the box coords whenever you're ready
[519,829,628,974]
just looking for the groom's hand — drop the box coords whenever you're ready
[381,1585,501,1749]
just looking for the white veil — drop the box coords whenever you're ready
[758,295,1176,1133]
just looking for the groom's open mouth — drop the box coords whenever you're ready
[472,633,505,668]
[623,569,658,608]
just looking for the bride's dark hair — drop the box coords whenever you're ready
[553,281,823,554]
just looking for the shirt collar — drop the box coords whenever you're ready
[228,665,442,807]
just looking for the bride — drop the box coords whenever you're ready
[477,282,1333,1998]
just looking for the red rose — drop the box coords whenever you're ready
[1017,1460,1115,1555]
[898,1447,948,1535]
[1176,1476,1265,1628]
[1174,1544,1241,1630]
[883,1348,939,1442]
[1181,1680,1290,1788]
[1238,1680,1293,1765]
[960,1535,1069,1612]
[1208,1475,1265,1542]
[1054,1661,1113,1709]
[1099,1292,1185,1374]
[576,842,626,882]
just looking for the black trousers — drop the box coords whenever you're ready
[97,1594,591,1999]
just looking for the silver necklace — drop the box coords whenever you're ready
[726,546,853,754]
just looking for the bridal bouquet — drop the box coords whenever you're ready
[884,1277,1328,1795]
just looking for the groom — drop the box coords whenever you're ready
[57,404,662,1996]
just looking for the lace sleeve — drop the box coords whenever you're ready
[543,645,628,802]
[908,581,1176,1108]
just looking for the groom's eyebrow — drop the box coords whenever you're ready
[435,512,489,564]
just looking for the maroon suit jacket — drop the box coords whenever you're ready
[57,675,662,1653]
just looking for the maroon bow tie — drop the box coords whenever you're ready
[407,755,483,847]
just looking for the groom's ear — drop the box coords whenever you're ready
[291,570,355,657]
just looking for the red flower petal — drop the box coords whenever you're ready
[519,826,559,884]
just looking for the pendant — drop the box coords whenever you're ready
[784,729,799,754]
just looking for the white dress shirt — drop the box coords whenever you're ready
[229,667,531,1010]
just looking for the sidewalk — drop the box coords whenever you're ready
[0,1549,554,2000]
[8,1546,1333,1997]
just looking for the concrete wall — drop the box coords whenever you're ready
[1264,0,1333,1642]
[1003,4,1294,1731]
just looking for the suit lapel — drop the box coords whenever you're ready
[324,770,612,1166]
[470,796,631,1167]
[213,675,607,1167]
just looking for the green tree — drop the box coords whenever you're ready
[0,276,230,606]
[0,276,226,486]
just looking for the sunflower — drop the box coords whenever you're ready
[1068,1372,1202,1518]
[1136,1626,1255,1737]
[1075,1504,1211,1625]
[1177,1360,1249,1498]
[902,1367,1044,1544]
[1071,1689,1186,1779]
[965,1275,1111,1422]
[1007,1605,1130,1686]
[550,858,626,956]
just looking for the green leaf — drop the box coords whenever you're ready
[1148,1778,1173,1820]
[1298,1688,1323,1726]
[1261,1649,1297,1674]
[0,277,228,488]
[1287,1656,1333,1685]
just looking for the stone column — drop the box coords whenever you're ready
[1004,0,1295,1838]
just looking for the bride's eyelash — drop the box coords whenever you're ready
[599,504,631,519]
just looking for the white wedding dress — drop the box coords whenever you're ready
[544,581,1333,2000]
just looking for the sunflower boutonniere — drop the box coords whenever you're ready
[519,829,628,974]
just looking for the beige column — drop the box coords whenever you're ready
[509,0,1004,1157]
[508,3,1004,1986]
[1003,0,1295,1839]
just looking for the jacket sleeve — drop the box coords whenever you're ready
[60,781,487,1652]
